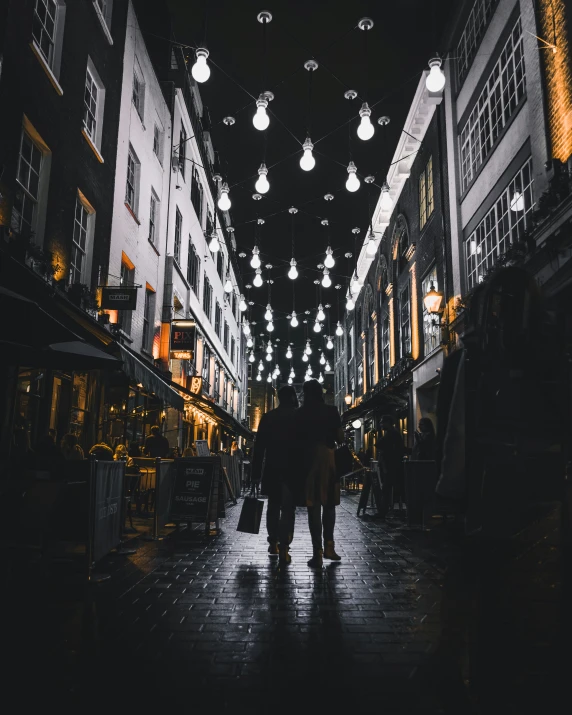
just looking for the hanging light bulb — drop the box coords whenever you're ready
[357,102,375,141]
[256,373,262,381]
[286,346,293,359]
[264,304,273,321]
[255,163,270,194]
[305,342,312,355]
[266,320,274,332]
[351,273,361,295]
[346,161,360,192]
[250,246,261,269]
[325,360,331,371]
[335,321,344,336]
[289,367,295,379]
[246,336,253,348]
[218,182,231,211]
[313,320,322,333]
[224,277,233,293]
[320,352,325,365]
[253,95,270,131]
[324,246,335,268]
[322,268,332,288]
[266,353,272,362]
[326,337,334,350]
[239,294,247,312]
[307,365,313,376]
[288,258,298,280]
[318,372,324,384]
[380,181,393,211]
[267,373,272,382]
[317,304,326,322]
[248,352,255,363]
[191,48,210,83]
[426,57,446,93]
[352,418,362,429]
[346,291,355,311]
[288,377,293,385]
[243,321,251,336]
[366,230,377,257]
[275,365,281,375]
[510,190,524,212]
[253,269,263,287]
[266,341,273,354]
[290,311,299,327]
[302,353,308,363]
[258,359,264,370]
[300,137,315,171]
[208,233,219,252]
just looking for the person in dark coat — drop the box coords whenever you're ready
[411,417,436,460]
[295,379,344,568]
[143,426,170,458]
[377,415,405,518]
[251,385,298,562]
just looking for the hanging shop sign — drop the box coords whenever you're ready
[170,320,196,360]
[189,375,203,394]
[101,286,138,310]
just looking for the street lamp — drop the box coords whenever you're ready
[423,282,444,315]
[344,393,352,406]
[352,418,362,429]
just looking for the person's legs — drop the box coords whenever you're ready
[278,483,296,547]
[306,505,324,567]
[322,506,335,543]
[266,493,280,551]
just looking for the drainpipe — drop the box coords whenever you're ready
[436,102,450,349]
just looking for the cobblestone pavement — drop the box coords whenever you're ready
[3,493,565,714]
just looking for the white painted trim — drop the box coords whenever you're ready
[81,127,105,163]
[30,41,63,96]
[92,1,114,45]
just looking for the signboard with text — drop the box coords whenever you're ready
[169,457,220,522]
[170,320,196,360]
[101,286,138,310]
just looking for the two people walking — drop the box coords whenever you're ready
[251,379,343,568]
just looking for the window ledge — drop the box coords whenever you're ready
[132,102,145,129]
[92,2,114,45]
[124,203,141,225]
[173,259,190,289]
[81,128,104,163]
[148,238,160,256]
[30,41,63,96]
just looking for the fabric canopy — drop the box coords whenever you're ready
[118,344,184,411]
[342,390,408,424]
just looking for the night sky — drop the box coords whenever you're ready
[166,0,456,375]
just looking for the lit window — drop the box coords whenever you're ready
[174,207,182,264]
[70,192,94,285]
[419,156,434,229]
[399,283,411,358]
[465,157,534,289]
[125,145,140,213]
[459,17,525,192]
[13,132,43,236]
[149,190,159,245]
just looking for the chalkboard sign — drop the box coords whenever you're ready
[169,457,220,522]
[195,440,210,457]
[357,460,385,517]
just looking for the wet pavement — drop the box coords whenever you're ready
[3,493,566,713]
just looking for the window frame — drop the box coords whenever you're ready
[118,259,135,335]
[125,145,140,215]
[132,61,145,123]
[456,0,498,88]
[382,315,390,377]
[83,58,105,154]
[141,286,156,354]
[214,301,222,338]
[421,266,440,357]
[173,207,182,265]
[202,274,212,320]
[419,155,434,230]
[187,239,200,295]
[32,0,66,81]
[149,189,159,246]
[70,190,95,286]
[13,131,43,237]
[153,123,163,163]
[399,282,411,358]
[178,125,187,180]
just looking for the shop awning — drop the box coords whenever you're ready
[118,344,185,411]
[342,389,408,425]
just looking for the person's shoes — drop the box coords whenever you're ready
[307,549,323,568]
[268,542,279,556]
[279,546,291,565]
[323,541,341,560]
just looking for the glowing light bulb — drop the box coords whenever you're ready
[289,368,295,378]
[256,373,262,381]
[320,353,325,365]
[346,161,360,192]
[266,342,273,354]
[307,366,313,376]
[249,352,255,363]
[313,321,321,333]
[266,353,272,362]
[288,258,298,280]
[253,269,263,287]
[250,246,261,269]
[209,234,219,252]
[218,183,231,211]
[264,304,273,321]
[191,48,210,83]
[325,361,331,371]
[266,321,274,332]
[253,97,270,131]
[366,231,377,257]
[326,338,334,350]
[352,418,362,429]
[302,353,308,362]
[246,336,253,348]
[318,373,324,384]
[357,103,374,141]
[317,305,326,322]
[324,246,335,269]
[336,321,343,336]
[239,295,247,312]
[346,293,355,311]
[351,275,361,295]
[290,311,299,327]
[380,181,393,211]
[305,343,312,355]
[267,374,272,382]
[224,277,232,293]
[426,58,446,93]
[286,347,292,359]
[255,163,270,194]
[288,377,293,384]
[243,321,251,336]
[300,137,315,171]
[322,268,332,288]
[510,191,524,212]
